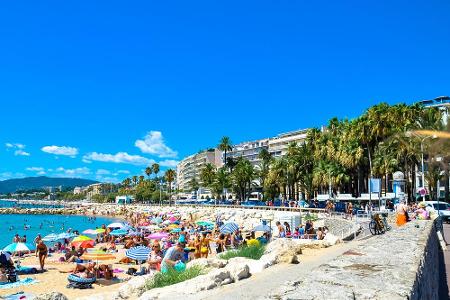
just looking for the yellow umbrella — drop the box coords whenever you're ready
[167,224,179,230]
[72,235,94,242]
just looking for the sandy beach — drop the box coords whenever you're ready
[0,244,132,299]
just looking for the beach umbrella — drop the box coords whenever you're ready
[140,225,159,231]
[125,246,151,261]
[109,229,128,236]
[220,222,239,234]
[170,228,181,233]
[162,220,171,225]
[3,243,35,253]
[83,229,98,235]
[147,232,169,240]
[167,224,179,230]
[196,221,214,227]
[81,251,116,261]
[253,224,272,232]
[72,240,95,249]
[72,235,93,242]
[42,233,61,242]
[57,232,78,239]
[151,217,163,224]
[169,216,177,223]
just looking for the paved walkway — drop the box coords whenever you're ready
[187,241,361,300]
[440,223,450,299]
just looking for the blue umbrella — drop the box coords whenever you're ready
[109,229,128,236]
[171,228,181,233]
[253,224,272,232]
[42,233,61,242]
[220,222,239,234]
[151,217,163,224]
[125,246,151,261]
[57,233,78,240]
[4,243,35,253]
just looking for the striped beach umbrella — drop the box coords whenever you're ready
[219,222,239,234]
[125,246,151,261]
[72,235,93,242]
[3,243,35,253]
[81,251,116,261]
[42,233,61,242]
[58,233,78,239]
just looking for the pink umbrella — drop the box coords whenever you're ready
[169,217,177,223]
[147,232,169,240]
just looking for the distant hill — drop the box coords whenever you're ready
[0,176,98,194]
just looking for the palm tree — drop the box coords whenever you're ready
[152,163,160,179]
[131,176,138,187]
[218,136,233,168]
[232,158,255,202]
[122,178,131,189]
[139,175,145,184]
[425,162,443,201]
[200,163,216,188]
[145,167,152,179]
[164,169,176,205]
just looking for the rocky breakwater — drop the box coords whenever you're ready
[0,207,82,215]
[269,220,441,300]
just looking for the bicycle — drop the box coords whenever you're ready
[369,213,391,235]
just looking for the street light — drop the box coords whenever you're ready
[406,131,438,202]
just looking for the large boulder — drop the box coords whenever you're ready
[186,257,228,269]
[35,293,68,300]
[263,239,303,265]
[225,257,251,281]
[117,274,153,299]
[323,233,340,246]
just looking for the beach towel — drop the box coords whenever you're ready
[2,291,35,300]
[0,278,38,290]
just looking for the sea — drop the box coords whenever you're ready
[0,200,118,248]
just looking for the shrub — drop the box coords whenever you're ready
[219,244,265,260]
[144,266,205,290]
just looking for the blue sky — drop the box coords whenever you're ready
[1,1,449,183]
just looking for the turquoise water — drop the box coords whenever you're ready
[0,199,63,209]
[0,201,118,248]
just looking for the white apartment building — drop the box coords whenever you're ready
[268,129,309,158]
[226,138,270,167]
[176,148,223,198]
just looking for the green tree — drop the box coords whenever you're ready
[164,169,176,205]
[218,136,233,168]
[145,167,153,178]
[232,158,255,202]
[152,163,160,179]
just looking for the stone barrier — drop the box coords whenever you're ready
[269,220,441,299]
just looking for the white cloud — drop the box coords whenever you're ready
[96,176,120,184]
[6,143,25,149]
[0,172,25,180]
[83,152,154,166]
[56,167,90,176]
[117,170,130,174]
[96,169,111,175]
[6,143,30,156]
[41,145,79,157]
[15,150,30,156]
[135,131,178,158]
[26,167,46,175]
[159,159,179,168]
